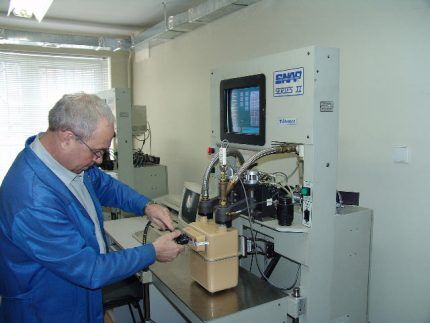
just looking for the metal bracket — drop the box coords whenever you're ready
[287,294,307,318]
[138,270,153,284]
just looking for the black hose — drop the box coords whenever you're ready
[142,220,152,245]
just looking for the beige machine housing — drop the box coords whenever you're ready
[183,216,238,293]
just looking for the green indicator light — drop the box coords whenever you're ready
[301,187,311,196]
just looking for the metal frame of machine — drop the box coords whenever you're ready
[183,46,372,323]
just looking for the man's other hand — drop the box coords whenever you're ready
[144,203,175,231]
[152,231,184,262]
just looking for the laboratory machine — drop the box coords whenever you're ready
[180,46,372,323]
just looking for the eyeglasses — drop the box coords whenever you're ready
[75,135,109,159]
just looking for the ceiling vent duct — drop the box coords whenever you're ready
[0,0,261,51]
[134,0,261,48]
[0,28,131,51]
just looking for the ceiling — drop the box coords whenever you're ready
[0,0,206,37]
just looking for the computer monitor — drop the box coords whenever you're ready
[220,73,266,146]
[178,181,201,227]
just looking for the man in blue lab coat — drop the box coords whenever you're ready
[0,93,183,322]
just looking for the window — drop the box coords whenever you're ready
[0,51,110,182]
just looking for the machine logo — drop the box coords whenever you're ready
[278,117,297,125]
[273,67,304,97]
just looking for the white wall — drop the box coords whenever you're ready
[133,0,430,322]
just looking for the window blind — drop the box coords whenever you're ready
[0,51,111,182]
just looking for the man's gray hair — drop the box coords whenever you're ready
[48,93,115,140]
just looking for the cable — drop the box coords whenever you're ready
[259,171,295,199]
[133,125,151,151]
[249,252,254,273]
[277,183,294,199]
[272,171,289,184]
[249,232,259,273]
[147,121,152,155]
[283,262,301,291]
[270,172,295,198]
[239,178,301,291]
[142,220,152,245]
[256,245,266,266]
[133,121,152,153]
[131,126,160,167]
[228,199,274,216]
[132,123,153,168]
[287,162,300,179]
[228,183,286,217]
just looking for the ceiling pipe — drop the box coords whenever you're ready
[0,0,262,52]
[0,13,140,37]
[132,0,261,49]
[0,28,130,51]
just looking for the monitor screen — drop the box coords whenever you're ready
[227,86,260,135]
[179,182,201,225]
[220,74,266,146]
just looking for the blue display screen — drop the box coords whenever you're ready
[227,86,260,135]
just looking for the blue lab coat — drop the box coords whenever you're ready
[0,136,156,323]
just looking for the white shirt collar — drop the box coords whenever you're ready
[30,133,84,186]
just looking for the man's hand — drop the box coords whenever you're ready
[144,203,175,231]
[152,231,184,262]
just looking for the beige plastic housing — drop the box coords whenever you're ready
[183,216,238,293]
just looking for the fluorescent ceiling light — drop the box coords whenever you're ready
[8,0,54,22]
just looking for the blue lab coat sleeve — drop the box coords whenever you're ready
[11,202,155,290]
[86,165,150,213]
[0,138,158,323]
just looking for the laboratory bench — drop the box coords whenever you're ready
[104,216,290,323]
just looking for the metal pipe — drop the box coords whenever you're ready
[200,149,244,199]
[219,167,228,206]
[226,144,298,194]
